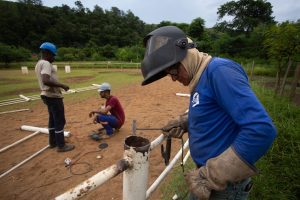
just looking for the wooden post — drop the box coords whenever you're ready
[289,63,300,100]
[280,58,293,96]
[249,60,255,82]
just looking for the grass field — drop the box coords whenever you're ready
[0,68,142,100]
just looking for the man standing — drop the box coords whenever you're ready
[89,82,125,139]
[35,42,75,152]
[140,26,276,199]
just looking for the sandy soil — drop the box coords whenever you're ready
[0,77,190,200]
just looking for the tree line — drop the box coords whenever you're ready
[0,0,299,67]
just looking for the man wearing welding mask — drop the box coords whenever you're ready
[140,26,276,200]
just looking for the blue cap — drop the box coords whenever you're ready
[40,42,57,56]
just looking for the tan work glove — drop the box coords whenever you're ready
[162,113,188,138]
[184,147,258,199]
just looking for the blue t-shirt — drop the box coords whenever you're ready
[188,57,276,166]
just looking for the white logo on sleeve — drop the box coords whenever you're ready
[192,92,199,107]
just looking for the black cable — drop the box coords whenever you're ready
[68,161,93,175]
[181,137,184,173]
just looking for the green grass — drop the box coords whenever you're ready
[0,68,142,112]
[160,81,300,200]
[0,68,142,99]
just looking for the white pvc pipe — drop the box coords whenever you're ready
[183,150,190,165]
[146,139,189,199]
[150,134,165,150]
[0,97,22,103]
[0,131,40,153]
[175,93,190,97]
[19,94,31,101]
[0,100,26,106]
[0,145,49,179]
[0,85,98,107]
[123,148,150,200]
[55,159,129,200]
[0,108,30,115]
[21,125,70,137]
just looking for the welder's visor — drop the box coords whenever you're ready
[145,36,170,56]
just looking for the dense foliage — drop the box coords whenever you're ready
[0,0,299,67]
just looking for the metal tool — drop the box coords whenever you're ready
[131,120,162,135]
[161,136,172,165]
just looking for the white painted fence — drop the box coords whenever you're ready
[55,135,190,200]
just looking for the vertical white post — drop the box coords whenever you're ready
[53,65,57,72]
[123,136,150,200]
[21,66,28,74]
[65,65,71,73]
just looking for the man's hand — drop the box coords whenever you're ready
[184,168,211,200]
[184,147,258,199]
[93,115,98,124]
[162,114,188,138]
[89,111,94,118]
[61,84,69,91]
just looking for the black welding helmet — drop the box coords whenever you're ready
[141,26,196,85]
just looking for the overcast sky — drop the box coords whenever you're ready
[12,0,300,27]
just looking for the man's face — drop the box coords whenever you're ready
[49,54,55,63]
[165,63,190,86]
[99,91,105,98]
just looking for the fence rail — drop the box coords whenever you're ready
[56,135,190,200]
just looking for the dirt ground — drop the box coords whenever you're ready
[0,77,190,200]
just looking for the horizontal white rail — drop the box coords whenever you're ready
[146,139,189,199]
[0,145,49,179]
[0,131,40,153]
[55,159,130,200]
[0,85,99,107]
[150,134,166,150]
[55,134,190,200]
[0,108,30,115]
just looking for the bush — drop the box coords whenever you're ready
[0,43,31,67]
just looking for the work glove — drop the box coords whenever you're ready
[162,113,188,138]
[184,147,258,199]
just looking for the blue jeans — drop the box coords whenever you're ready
[189,178,252,200]
[41,95,66,147]
[97,114,119,135]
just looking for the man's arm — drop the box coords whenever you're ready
[42,74,69,91]
[89,105,112,117]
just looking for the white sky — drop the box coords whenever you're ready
[10,0,300,27]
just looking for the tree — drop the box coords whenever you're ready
[264,21,300,94]
[188,17,205,40]
[0,44,31,66]
[217,0,275,33]
[18,0,42,6]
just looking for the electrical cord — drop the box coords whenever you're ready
[66,148,106,175]
[68,161,93,175]
[28,148,107,190]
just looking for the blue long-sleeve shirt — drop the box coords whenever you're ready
[188,57,276,166]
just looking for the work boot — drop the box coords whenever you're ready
[57,144,75,152]
[49,144,57,148]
